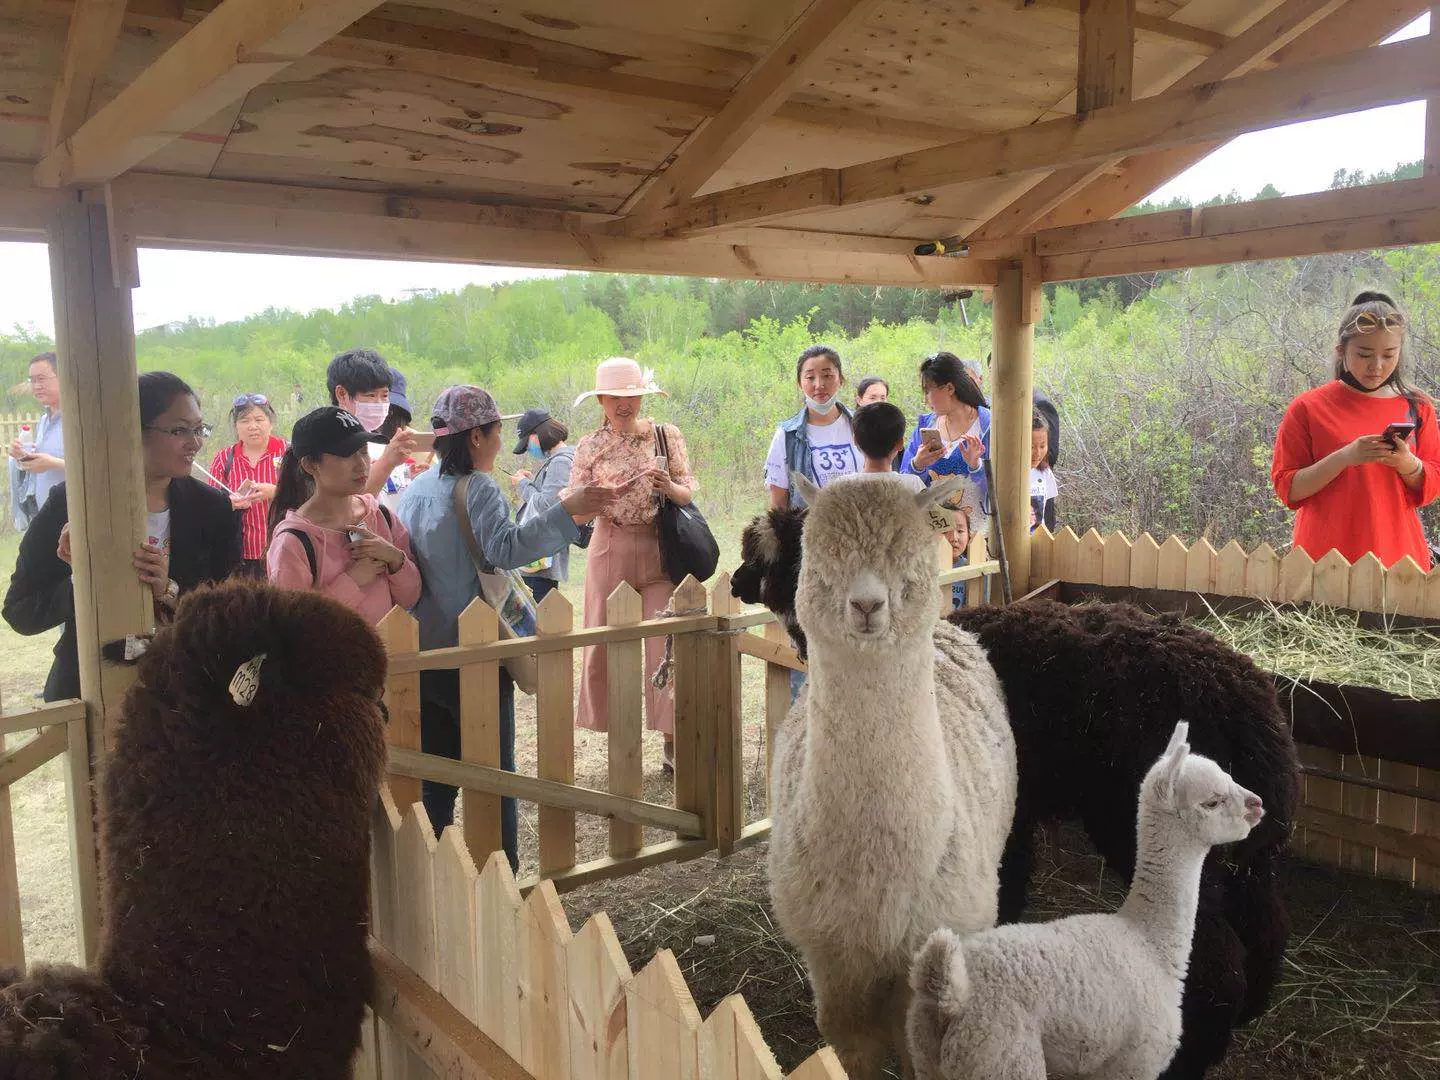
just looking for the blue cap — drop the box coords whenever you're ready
[388,367,411,419]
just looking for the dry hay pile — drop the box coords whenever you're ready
[562,824,1440,1079]
[1190,601,1440,701]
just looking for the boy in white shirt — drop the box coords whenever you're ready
[845,402,926,493]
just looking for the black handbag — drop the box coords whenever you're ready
[653,424,719,584]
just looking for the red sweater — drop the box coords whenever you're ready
[1271,381,1440,570]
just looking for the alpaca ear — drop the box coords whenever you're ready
[915,475,966,510]
[1164,722,1190,756]
[790,471,821,507]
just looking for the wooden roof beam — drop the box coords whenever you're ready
[1030,0,1433,231]
[33,0,389,188]
[628,33,1440,236]
[1017,0,1241,56]
[621,0,877,219]
[46,0,129,152]
[1037,176,1440,279]
[969,0,1351,243]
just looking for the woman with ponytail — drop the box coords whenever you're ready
[1272,290,1440,568]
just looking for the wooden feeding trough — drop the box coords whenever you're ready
[1029,528,1440,890]
[2,0,1439,1074]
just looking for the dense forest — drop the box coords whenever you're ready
[3,165,1437,548]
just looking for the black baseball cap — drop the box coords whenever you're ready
[291,407,386,458]
[512,408,552,454]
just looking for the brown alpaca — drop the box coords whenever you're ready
[0,581,388,1079]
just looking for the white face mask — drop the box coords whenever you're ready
[353,401,388,432]
[804,394,838,415]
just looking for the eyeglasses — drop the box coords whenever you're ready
[232,393,269,408]
[146,423,213,441]
[1344,311,1405,337]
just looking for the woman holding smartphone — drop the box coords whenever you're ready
[1272,290,1440,569]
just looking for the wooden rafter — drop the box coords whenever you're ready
[1037,177,1440,279]
[33,0,389,187]
[625,35,1440,236]
[969,0,1350,243]
[1029,0,1433,231]
[46,0,129,152]
[622,0,876,220]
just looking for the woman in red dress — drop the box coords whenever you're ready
[1272,291,1440,569]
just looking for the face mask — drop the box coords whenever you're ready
[804,393,838,415]
[526,440,545,461]
[1338,368,1395,394]
[353,401,388,432]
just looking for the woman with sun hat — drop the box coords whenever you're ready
[566,357,697,771]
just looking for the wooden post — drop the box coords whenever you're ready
[605,584,645,858]
[709,576,743,855]
[991,262,1037,598]
[0,688,21,971]
[1077,0,1135,114]
[63,714,100,963]
[536,592,577,874]
[1427,7,1439,183]
[47,199,150,761]
[761,621,791,813]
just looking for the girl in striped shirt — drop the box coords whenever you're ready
[209,393,286,577]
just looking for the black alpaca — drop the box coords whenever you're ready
[733,507,1299,1080]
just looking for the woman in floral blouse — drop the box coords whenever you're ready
[566,358,697,769]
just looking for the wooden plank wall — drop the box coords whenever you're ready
[360,796,846,1080]
[1030,527,1440,890]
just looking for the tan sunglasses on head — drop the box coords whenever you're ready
[1345,310,1405,336]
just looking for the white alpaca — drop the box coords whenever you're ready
[907,722,1264,1080]
[768,473,1017,1079]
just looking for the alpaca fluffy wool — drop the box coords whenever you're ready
[908,736,1264,1080]
[0,581,388,1080]
[767,477,1016,1078]
[733,507,1298,1080]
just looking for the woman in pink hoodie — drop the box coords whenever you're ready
[266,407,421,624]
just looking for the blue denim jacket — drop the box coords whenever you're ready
[396,465,578,650]
[777,403,854,506]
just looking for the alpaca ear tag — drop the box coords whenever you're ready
[229,653,267,707]
[926,505,956,532]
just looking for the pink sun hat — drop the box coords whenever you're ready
[572,357,667,407]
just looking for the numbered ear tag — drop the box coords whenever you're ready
[229,653,267,707]
[926,505,956,532]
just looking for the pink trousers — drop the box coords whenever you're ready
[576,518,675,735]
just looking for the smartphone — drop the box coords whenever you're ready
[1381,421,1416,445]
[410,431,435,453]
[345,528,365,543]
[919,426,943,450]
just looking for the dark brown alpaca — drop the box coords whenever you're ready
[0,581,388,1079]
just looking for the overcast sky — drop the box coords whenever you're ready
[0,13,1429,338]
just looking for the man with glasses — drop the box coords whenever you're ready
[8,352,64,531]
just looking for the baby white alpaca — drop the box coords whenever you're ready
[907,722,1264,1080]
[769,473,1016,1080]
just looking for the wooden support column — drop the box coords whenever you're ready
[48,199,151,762]
[1428,7,1439,181]
[991,262,1038,597]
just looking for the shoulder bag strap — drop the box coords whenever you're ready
[276,527,317,585]
[450,474,493,574]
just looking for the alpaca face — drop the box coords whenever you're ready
[1147,726,1264,847]
[792,475,946,652]
[1174,757,1264,846]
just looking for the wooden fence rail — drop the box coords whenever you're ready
[375,547,1002,898]
[358,789,847,1080]
[1029,527,1440,891]
[0,698,99,968]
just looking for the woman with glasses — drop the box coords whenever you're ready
[1273,290,1440,569]
[3,372,241,700]
[207,392,285,577]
